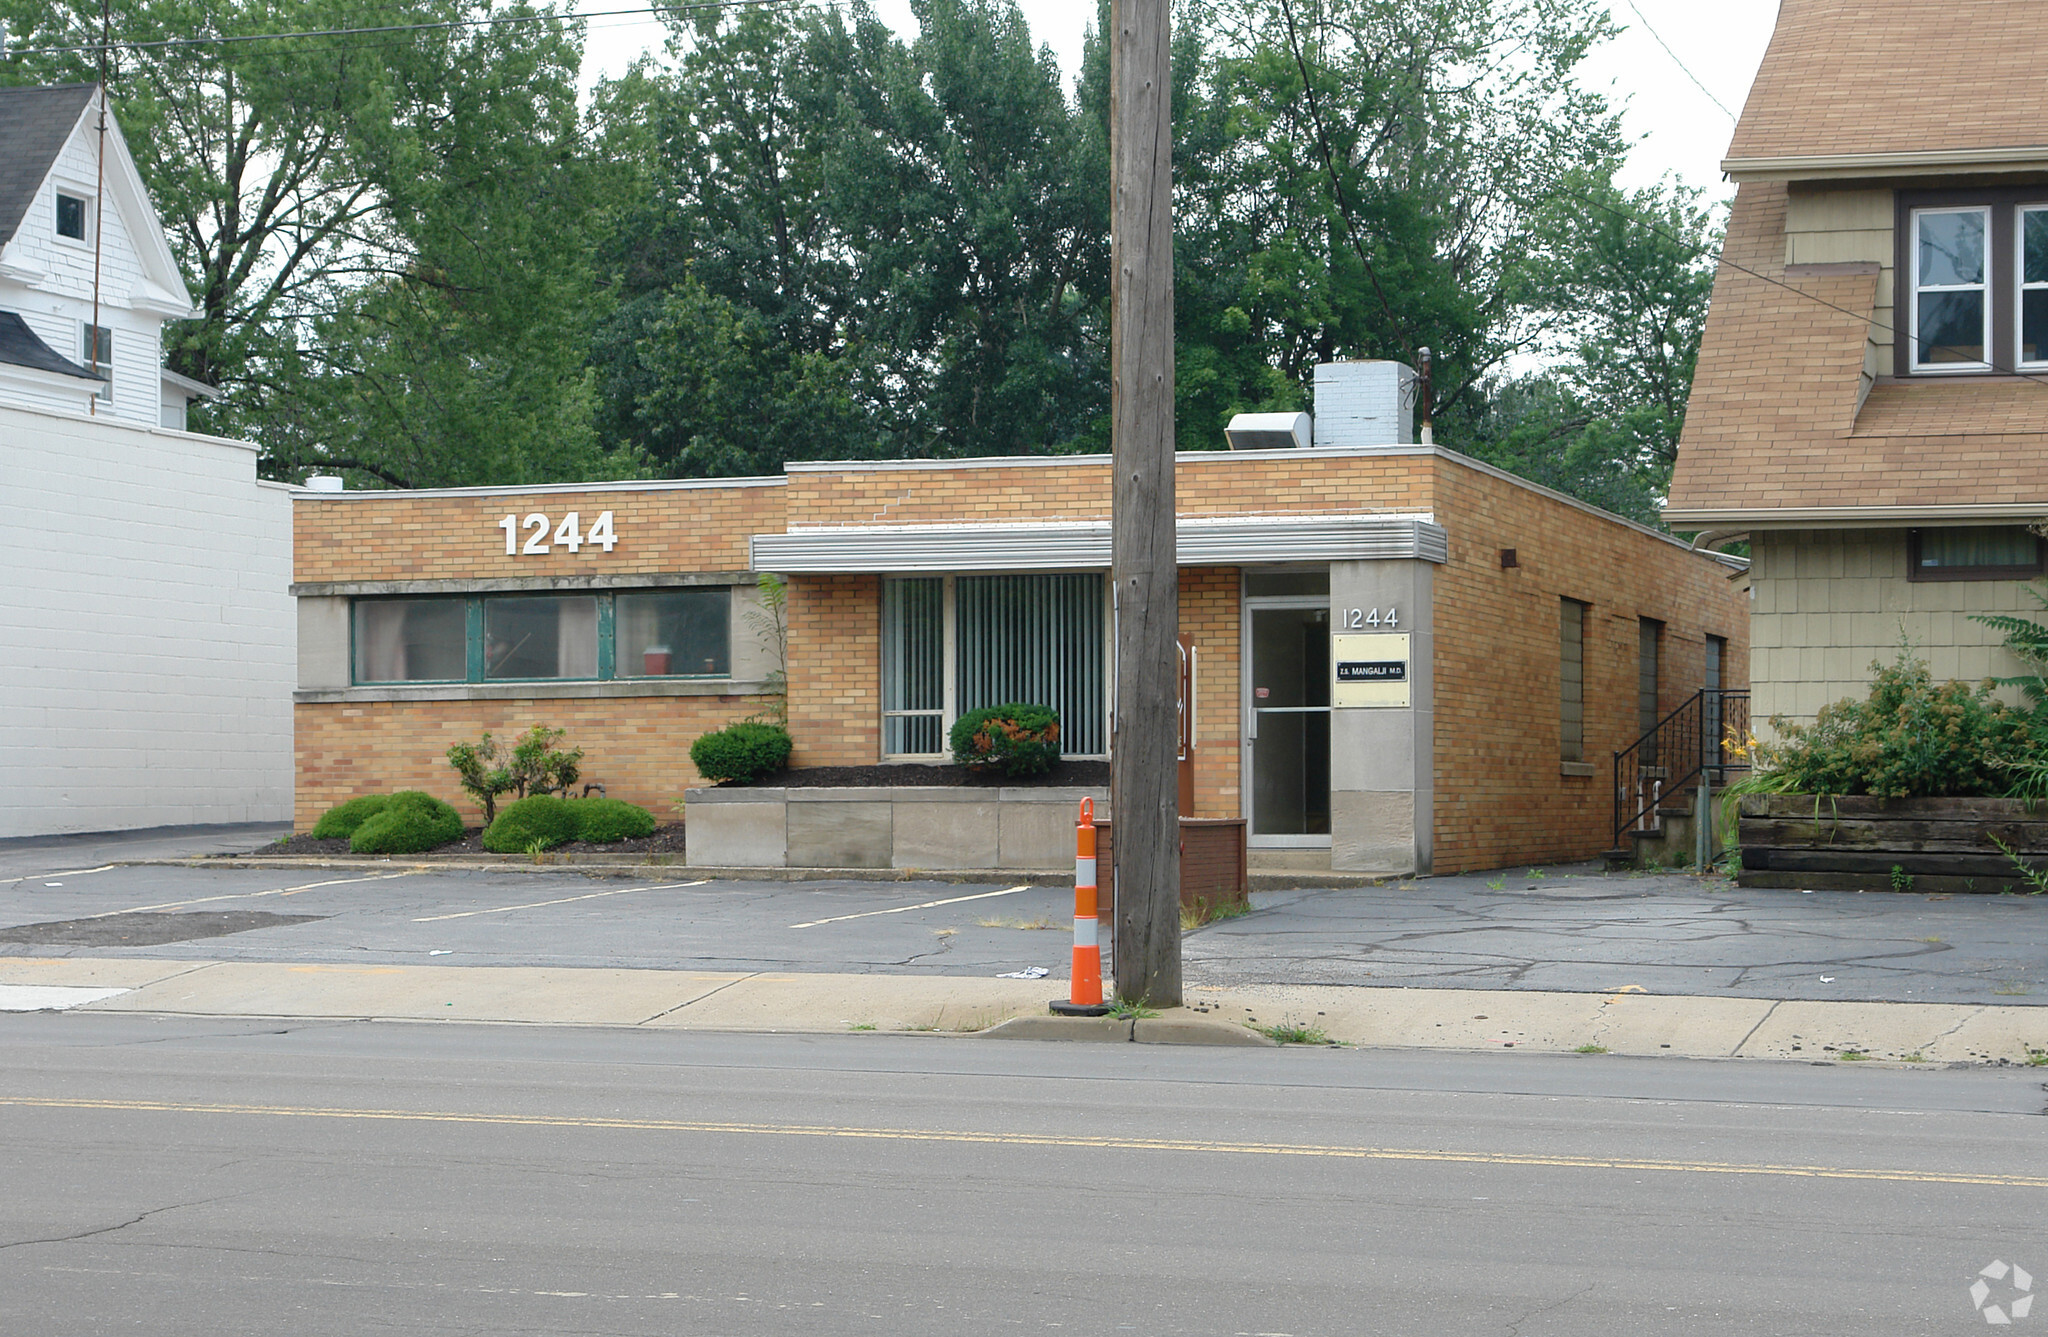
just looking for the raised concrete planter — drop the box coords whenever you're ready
[1737,794,2048,893]
[683,785,1110,871]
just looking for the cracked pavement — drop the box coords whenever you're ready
[1184,864,2048,1006]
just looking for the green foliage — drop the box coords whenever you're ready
[1754,651,2021,799]
[348,791,464,854]
[446,727,584,824]
[949,703,1061,777]
[482,795,582,853]
[311,794,393,840]
[569,798,657,843]
[1971,579,2048,708]
[689,721,794,784]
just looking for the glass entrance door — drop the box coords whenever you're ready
[1246,604,1330,840]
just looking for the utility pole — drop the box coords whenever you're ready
[1109,0,1180,1006]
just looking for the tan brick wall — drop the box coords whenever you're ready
[1180,567,1241,818]
[295,692,775,830]
[784,452,1434,526]
[785,573,881,767]
[1428,461,1752,872]
[294,481,786,584]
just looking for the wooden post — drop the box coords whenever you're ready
[1109,0,1180,1006]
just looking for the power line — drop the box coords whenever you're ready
[1618,0,1736,123]
[0,0,805,59]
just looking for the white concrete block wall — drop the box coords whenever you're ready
[1311,360,1415,448]
[0,401,294,835]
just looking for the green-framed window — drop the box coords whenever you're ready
[352,589,730,685]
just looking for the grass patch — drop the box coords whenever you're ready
[1572,1043,1609,1054]
[1838,1050,1871,1061]
[1180,897,1253,931]
[1259,1021,1332,1046]
[1901,1051,1926,1063]
[2026,1049,2048,1067]
[1107,999,1159,1020]
[975,915,1059,930]
[847,1021,877,1032]
[1994,981,2033,996]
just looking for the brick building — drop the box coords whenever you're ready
[293,361,1747,874]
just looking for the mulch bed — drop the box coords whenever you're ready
[241,824,690,858]
[715,760,1112,789]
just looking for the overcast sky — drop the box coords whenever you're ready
[577,0,1781,199]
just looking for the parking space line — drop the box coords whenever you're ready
[1,865,118,887]
[413,880,710,922]
[103,871,422,916]
[790,884,1035,929]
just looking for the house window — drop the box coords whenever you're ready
[1912,208,1990,369]
[55,193,88,240]
[1907,527,2045,582]
[1638,618,1663,763]
[351,588,730,684]
[881,573,1109,759]
[81,323,111,401]
[1559,598,1587,765]
[2021,208,2048,365]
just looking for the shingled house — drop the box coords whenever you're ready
[1666,0,2048,728]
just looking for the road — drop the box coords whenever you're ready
[2,1015,2044,1335]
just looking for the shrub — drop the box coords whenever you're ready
[349,791,464,855]
[446,726,585,825]
[482,795,582,853]
[690,721,793,784]
[569,797,656,843]
[311,794,392,840]
[1754,651,2022,799]
[949,703,1061,778]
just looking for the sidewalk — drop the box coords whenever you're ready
[2,954,2043,1065]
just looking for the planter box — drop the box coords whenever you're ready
[1737,794,2048,893]
[683,785,1109,871]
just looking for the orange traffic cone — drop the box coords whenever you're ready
[1050,797,1112,1016]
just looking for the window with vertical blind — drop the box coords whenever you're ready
[881,574,1109,759]
[1560,599,1587,764]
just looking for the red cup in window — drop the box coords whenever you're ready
[642,646,671,676]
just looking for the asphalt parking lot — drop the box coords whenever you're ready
[0,830,2042,1005]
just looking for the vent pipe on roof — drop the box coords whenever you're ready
[1224,412,1312,450]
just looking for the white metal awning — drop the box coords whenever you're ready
[750,513,1448,573]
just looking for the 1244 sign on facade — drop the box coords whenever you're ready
[497,511,618,556]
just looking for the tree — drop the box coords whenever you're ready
[0,0,621,488]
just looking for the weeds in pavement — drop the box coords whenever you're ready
[1889,865,1915,893]
[1919,936,1944,944]
[1108,999,1159,1020]
[932,927,957,938]
[1838,1050,1872,1061]
[1525,868,1548,880]
[1485,876,1506,891]
[1572,1044,1609,1054]
[1180,897,1252,931]
[2026,1048,2047,1067]
[848,1021,877,1031]
[1260,1020,1332,1045]
[976,915,1058,930]
[1994,981,2033,996]
[1902,1052,1926,1063]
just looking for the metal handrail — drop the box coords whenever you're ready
[1612,688,1751,849]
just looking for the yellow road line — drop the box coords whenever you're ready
[0,1095,2039,1189]
[790,884,1035,929]
[413,880,710,922]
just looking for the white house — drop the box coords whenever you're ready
[0,84,294,838]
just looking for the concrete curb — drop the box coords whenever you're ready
[4,956,2042,1064]
[127,855,1392,890]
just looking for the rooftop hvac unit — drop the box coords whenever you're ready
[1312,359,1416,448]
[1224,411,1312,451]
